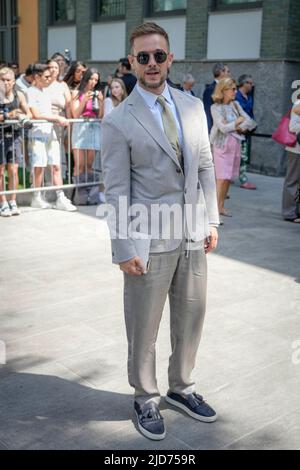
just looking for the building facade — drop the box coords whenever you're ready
[1,0,300,175]
[0,0,39,70]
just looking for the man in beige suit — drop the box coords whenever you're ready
[101,22,220,441]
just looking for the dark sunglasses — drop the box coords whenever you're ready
[134,50,168,65]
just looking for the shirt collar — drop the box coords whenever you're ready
[136,82,172,109]
[237,89,248,100]
[160,84,172,105]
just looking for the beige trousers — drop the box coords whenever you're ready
[124,241,207,406]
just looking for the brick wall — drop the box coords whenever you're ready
[286,0,300,60]
[186,0,209,60]
[261,0,291,59]
[75,0,92,61]
[125,0,144,54]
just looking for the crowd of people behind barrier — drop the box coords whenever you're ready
[0,55,299,223]
[0,55,131,216]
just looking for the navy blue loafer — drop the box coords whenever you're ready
[165,392,217,422]
[134,401,166,440]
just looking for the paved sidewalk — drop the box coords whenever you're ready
[0,173,299,450]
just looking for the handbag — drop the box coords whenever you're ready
[272,111,297,147]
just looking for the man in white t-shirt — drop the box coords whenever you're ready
[28,63,76,211]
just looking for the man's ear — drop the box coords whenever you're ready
[167,53,174,68]
[128,54,136,72]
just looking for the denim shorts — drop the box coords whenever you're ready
[72,121,101,150]
[29,137,61,168]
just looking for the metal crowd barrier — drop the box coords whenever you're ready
[0,122,275,200]
[0,118,102,197]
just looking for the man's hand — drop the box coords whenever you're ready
[119,256,145,275]
[235,116,245,127]
[204,227,218,254]
[84,91,94,103]
[56,116,69,127]
[8,109,22,119]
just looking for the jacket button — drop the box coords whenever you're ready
[176,169,181,173]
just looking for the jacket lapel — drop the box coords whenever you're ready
[127,88,181,169]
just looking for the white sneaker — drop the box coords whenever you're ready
[0,202,12,217]
[54,193,77,212]
[9,200,21,216]
[31,194,52,209]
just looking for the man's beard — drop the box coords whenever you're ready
[138,69,168,89]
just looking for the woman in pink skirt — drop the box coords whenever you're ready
[210,78,256,217]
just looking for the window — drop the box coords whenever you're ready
[148,0,186,15]
[97,0,126,18]
[212,0,262,10]
[0,31,5,59]
[0,0,18,63]
[0,0,7,27]
[51,0,75,24]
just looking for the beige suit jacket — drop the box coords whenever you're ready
[101,85,219,264]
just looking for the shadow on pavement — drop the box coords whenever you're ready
[0,368,133,449]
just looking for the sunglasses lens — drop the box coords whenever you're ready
[154,51,168,63]
[137,52,150,65]
[136,50,168,65]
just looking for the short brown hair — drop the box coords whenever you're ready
[130,22,170,50]
[212,78,237,104]
[32,63,50,77]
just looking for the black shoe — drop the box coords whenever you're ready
[284,218,300,224]
[134,401,166,440]
[165,392,217,422]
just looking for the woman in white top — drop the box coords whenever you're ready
[282,94,300,223]
[47,59,72,177]
[47,60,72,119]
[103,78,127,117]
[210,78,256,217]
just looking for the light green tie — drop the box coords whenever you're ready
[157,95,182,168]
